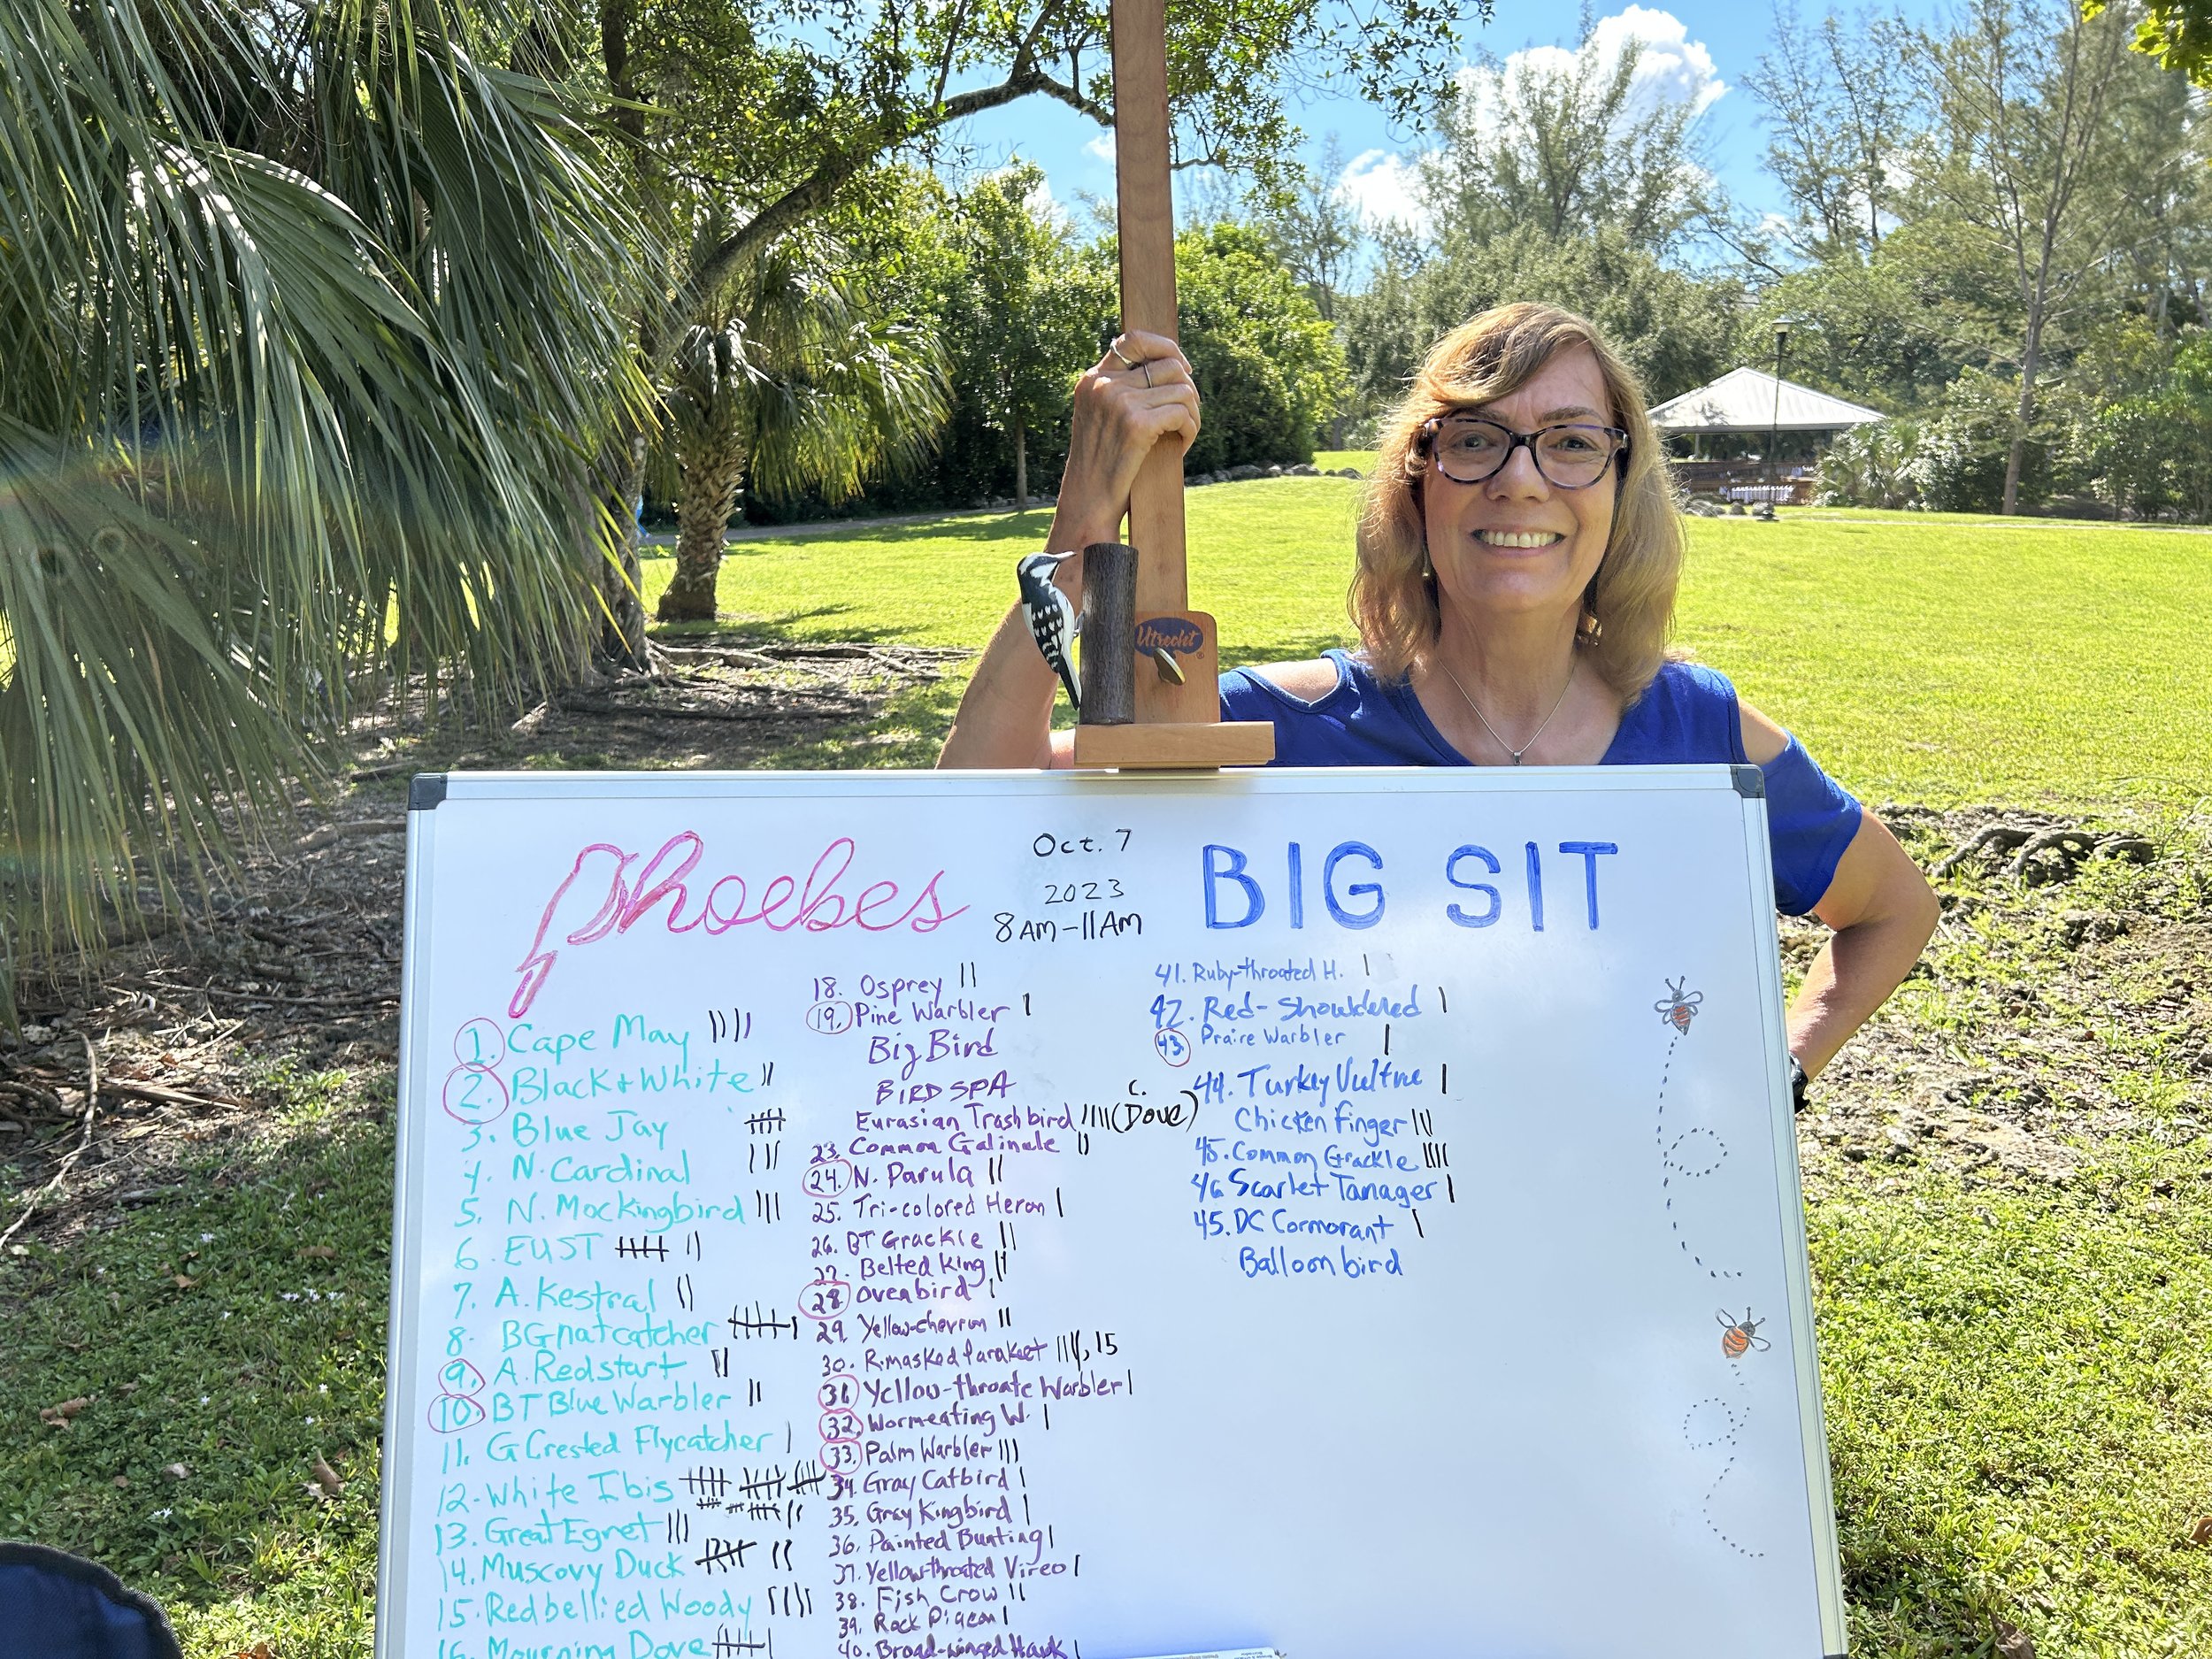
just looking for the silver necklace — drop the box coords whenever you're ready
[1437,659,1578,765]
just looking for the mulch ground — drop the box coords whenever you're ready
[0,640,969,1245]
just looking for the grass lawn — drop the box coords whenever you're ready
[0,1072,391,1657]
[4,488,2209,1656]
[641,482,2212,808]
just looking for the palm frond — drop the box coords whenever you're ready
[0,0,656,1020]
[695,226,950,506]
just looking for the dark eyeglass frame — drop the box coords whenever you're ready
[1417,415,1631,490]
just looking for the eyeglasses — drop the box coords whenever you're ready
[1417,416,1629,490]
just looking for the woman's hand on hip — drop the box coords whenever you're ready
[1055,330,1199,545]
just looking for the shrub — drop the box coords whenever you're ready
[1908,370,2046,513]
[1815,420,1921,509]
[1177,223,1350,473]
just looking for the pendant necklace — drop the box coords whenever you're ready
[1438,659,1578,765]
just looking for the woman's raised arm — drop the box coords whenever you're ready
[938,332,1197,770]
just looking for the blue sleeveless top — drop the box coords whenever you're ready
[1218,651,1862,915]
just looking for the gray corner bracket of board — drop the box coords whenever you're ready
[409,773,449,812]
[1732,764,1765,798]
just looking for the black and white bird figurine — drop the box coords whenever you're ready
[1015,552,1081,711]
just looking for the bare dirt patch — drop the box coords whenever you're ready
[1795,805,2212,1190]
[493,639,972,768]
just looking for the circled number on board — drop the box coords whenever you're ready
[442,1064,511,1125]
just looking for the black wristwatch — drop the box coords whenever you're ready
[1788,1054,1809,1113]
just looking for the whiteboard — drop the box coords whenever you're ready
[378,766,1847,1659]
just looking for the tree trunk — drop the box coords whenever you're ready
[1013,423,1028,511]
[599,424,650,670]
[595,18,653,672]
[557,457,606,676]
[2001,306,2045,518]
[659,429,748,623]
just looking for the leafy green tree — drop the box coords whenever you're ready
[0,0,648,1018]
[1815,420,1923,507]
[1419,22,1717,257]
[1341,229,1740,412]
[2117,329,2212,515]
[1743,4,1924,261]
[584,0,1492,653]
[1907,367,2056,510]
[2100,59,2212,339]
[603,0,1485,311]
[1740,217,2019,411]
[655,226,949,622]
[2084,0,2212,86]
[1256,139,1368,325]
[1914,0,2168,512]
[1334,12,1736,420]
[1173,224,1350,472]
[2086,394,2177,516]
[940,166,1112,509]
[1252,142,1368,444]
[2162,331,2212,513]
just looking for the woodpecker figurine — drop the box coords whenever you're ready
[1015,552,1081,712]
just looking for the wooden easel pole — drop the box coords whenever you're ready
[1110,0,1187,620]
[1071,0,1271,768]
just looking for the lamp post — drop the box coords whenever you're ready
[1767,319,1799,505]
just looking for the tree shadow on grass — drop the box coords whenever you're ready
[1218,632,1360,673]
[0,1079,393,1657]
[755,675,969,770]
[649,602,911,646]
[643,510,1056,558]
[729,510,1057,550]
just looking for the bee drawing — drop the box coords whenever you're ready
[1655,977,1704,1033]
[1718,1309,1771,1359]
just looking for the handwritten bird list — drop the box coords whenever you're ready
[391,778,1838,1659]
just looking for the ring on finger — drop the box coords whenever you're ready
[1108,338,1140,369]
[1141,360,1154,388]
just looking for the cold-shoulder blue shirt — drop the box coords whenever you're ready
[1218,650,1862,915]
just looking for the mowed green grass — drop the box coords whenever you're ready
[642,483,2212,807]
[0,1072,392,1657]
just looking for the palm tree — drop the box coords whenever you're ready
[0,0,652,1019]
[656,225,948,623]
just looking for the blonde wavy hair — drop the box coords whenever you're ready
[1350,302,1682,699]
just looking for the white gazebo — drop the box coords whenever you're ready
[1648,368,1886,502]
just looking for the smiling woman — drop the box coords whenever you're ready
[940,301,1939,1094]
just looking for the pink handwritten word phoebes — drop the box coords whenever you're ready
[510,833,967,1017]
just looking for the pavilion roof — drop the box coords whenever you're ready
[1647,367,1886,434]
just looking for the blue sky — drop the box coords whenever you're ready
[950,0,1945,239]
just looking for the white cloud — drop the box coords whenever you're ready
[1453,6,1725,139]
[1589,5,1726,119]
[1337,148,1429,234]
[1084,129,1117,164]
[982,157,1067,226]
[1334,8,1722,241]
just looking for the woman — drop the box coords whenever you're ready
[941,302,1938,1090]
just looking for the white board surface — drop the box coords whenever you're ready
[380,766,1847,1659]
